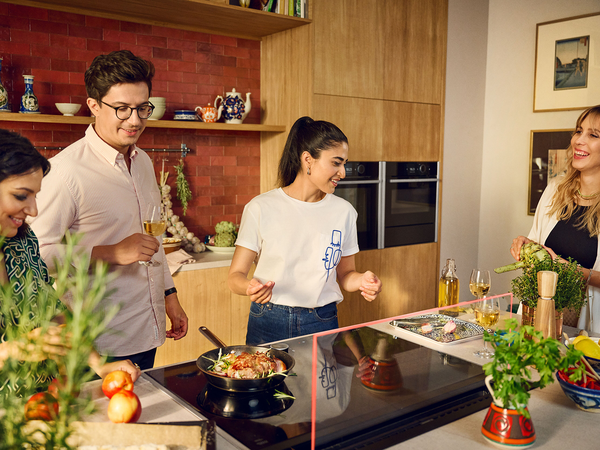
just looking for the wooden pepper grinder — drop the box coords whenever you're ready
[534,270,558,339]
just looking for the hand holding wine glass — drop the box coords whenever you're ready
[139,204,166,267]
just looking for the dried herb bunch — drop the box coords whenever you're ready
[510,252,587,312]
[483,318,584,418]
[0,233,118,449]
[174,158,192,216]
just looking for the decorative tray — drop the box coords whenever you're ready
[390,314,485,344]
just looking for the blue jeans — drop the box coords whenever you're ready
[246,302,339,345]
[105,347,157,371]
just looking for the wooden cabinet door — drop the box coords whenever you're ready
[313,0,447,105]
[313,0,385,99]
[382,0,448,104]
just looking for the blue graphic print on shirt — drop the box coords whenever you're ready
[323,230,342,280]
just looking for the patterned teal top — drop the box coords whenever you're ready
[0,227,65,393]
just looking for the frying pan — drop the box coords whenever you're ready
[196,326,296,392]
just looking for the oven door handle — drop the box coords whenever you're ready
[336,180,381,185]
[388,178,439,183]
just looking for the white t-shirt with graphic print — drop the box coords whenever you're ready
[235,188,359,308]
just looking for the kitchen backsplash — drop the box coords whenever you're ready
[0,3,261,238]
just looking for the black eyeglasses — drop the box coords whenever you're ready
[100,101,154,120]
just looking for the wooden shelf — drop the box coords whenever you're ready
[0,112,285,132]
[5,0,310,40]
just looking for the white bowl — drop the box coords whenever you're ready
[149,105,166,121]
[55,103,81,116]
[149,97,166,104]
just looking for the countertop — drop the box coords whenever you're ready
[85,318,599,449]
[170,249,233,272]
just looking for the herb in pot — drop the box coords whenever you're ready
[483,318,584,418]
[509,250,587,312]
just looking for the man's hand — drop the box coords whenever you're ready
[165,293,188,340]
[91,233,159,266]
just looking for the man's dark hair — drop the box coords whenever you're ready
[85,50,155,102]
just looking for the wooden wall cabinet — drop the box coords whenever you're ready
[155,267,252,367]
[337,243,439,327]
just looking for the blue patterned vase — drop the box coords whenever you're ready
[20,75,39,114]
[0,58,9,112]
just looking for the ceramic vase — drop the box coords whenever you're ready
[20,75,39,114]
[0,58,9,112]
[481,402,536,448]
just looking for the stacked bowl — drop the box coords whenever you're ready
[149,97,166,120]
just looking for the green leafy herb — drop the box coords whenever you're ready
[0,233,119,449]
[274,390,295,400]
[174,159,192,216]
[482,318,584,418]
[510,252,587,312]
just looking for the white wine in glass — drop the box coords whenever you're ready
[470,269,496,358]
[139,204,166,267]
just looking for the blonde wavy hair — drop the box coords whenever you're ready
[548,105,600,237]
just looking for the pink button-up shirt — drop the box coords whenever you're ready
[30,125,173,356]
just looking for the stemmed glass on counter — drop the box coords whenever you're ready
[139,204,166,267]
[470,269,498,358]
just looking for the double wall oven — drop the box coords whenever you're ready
[334,161,439,250]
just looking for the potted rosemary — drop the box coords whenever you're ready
[496,243,587,337]
[481,318,584,447]
[0,234,118,449]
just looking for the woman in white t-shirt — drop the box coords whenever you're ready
[229,116,382,345]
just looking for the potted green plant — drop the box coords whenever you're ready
[0,234,118,449]
[480,318,584,447]
[496,243,587,336]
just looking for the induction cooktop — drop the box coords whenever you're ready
[146,328,491,450]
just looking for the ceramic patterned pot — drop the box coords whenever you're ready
[20,75,39,114]
[215,88,251,124]
[481,402,536,448]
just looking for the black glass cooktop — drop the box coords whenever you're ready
[146,328,491,450]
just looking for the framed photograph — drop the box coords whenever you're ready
[528,129,573,215]
[533,12,600,112]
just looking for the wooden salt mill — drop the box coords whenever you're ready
[534,270,558,339]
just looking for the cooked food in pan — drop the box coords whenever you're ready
[205,350,287,379]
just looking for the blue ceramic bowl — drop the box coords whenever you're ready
[556,371,600,413]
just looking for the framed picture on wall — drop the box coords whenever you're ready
[533,12,600,112]
[528,129,573,215]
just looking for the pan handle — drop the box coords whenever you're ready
[198,326,227,348]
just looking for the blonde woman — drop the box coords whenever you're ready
[510,105,600,332]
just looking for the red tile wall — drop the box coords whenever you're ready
[0,3,261,238]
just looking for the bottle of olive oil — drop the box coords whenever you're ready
[438,259,459,317]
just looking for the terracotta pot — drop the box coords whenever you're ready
[521,304,564,339]
[481,402,536,448]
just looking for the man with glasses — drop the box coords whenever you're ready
[31,50,188,370]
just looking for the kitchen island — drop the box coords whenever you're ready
[87,313,596,449]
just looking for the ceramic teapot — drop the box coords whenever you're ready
[195,103,220,123]
[215,89,251,124]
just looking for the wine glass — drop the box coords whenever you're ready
[470,269,497,358]
[139,204,166,267]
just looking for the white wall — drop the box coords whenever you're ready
[441,0,489,301]
[442,0,600,300]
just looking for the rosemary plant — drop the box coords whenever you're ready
[510,252,587,312]
[0,233,119,449]
[174,159,192,216]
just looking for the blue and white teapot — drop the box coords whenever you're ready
[215,88,251,124]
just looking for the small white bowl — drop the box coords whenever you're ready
[149,105,166,121]
[149,97,166,104]
[55,103,81,116]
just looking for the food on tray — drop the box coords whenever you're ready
[421,323,433,334]
[213,220,238,247]
[443,321,457,334]
[206,350,286,379]
[79,446,168,450]
[163,237,182,244]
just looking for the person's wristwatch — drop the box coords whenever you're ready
[164,287,177,297]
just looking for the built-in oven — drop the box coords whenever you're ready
[334,162,384,250]
[384,162,439,247]
[334,161,439,250]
